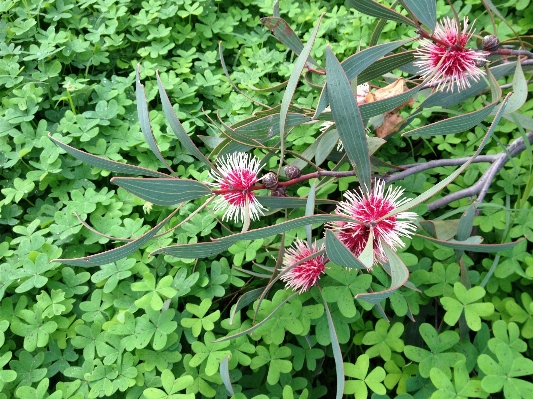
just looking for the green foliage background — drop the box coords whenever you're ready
[1,0,533,398]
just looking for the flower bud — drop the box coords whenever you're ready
[270,187,286,197]
[262,172,278,190]
[284,165,301,179]
[482,35,500,52]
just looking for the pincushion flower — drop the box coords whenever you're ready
[209,152,266,223]
[330,181,417,266]
[414,17,488,92]
[280,240,328,293]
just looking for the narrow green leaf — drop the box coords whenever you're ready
[315,39,412,118]
[136,65,174,174]
[502,61,527,114]
[280,15,323,167]
[235,113,311,142]
[316,129,339,166]
[52,209,178,267]
[156,71,214,168]
[456,204,475,241]
[370,18,388,47]
[326,46,371,189]
[358,51,416,84]
[402,0,436,30]
[111,177,212,206]
[403,102,498,137]
[321,293,345,399]
[260,17,319,67]
[360,84,422,120]
[355,244,409,304]
[346,0,416,27]
[49,134,170,178]
[220,356,234,395]
[325,231,367,270]
[152,214,353,259]
[213,292,298,343]
[358,229,374,269]
[419,235,524,253]
[230,288,264,325]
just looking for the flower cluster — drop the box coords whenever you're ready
[279,240,328,294]
[331,181,418,266]
[210,153,418,293]
[414,17,488,92]
[209,152,266,223]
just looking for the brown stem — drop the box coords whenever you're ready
[489,48,533,59]
[306,64,326,75]
[211,170,357,195]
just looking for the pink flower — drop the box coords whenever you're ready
[209,152,266,223]
[280,240,327,293]
[414,17,488,92]
[331,181,417,266]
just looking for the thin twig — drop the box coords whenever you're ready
[490,48,533,59]
[425,132,533,211]
[382,155,497,183]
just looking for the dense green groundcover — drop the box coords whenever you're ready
[2,0,533,398]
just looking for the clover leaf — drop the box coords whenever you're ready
[189,331,231,376]
[135,308,178,350]
[404,323,465,378]
[11,306,57,351]
[362,319,405,361]
[0,351,17,391]
[478,342,533,398]
[15,377,62,399]
[322,266,372,318]
[250,344,292,385]
[344,354,386,398]
[181,298,220,338]
[488,320,527,355]
[132,273,177,311]
[91,258,135,293]
[429,361,487,399]
[143,369,194,399]
[440,283,494,331]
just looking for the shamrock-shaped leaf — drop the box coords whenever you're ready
[429,361,487,399]
[404,323,465,378]
[9,350,47,387]
[15,377,62,399]
[488,320,527,355]
[344,354,386,398]
[505,293,533,339]
[107,311,137,351]
[383,355,418,394]
[181,298,220,337]
[132,273,177,311]
[11,306,57,351]
[189,331,231,376]
[478,342,533,398]
[441,283,494,331]
[322,266,372,318]
[171,268,199,300]
[135,308,178,350]
[143,369,194,399]
[15,253,55,293]
[423,262,460,297]
[35,289,71,317]
[362,319,405,361]
[91,258,135,293]
[0,351,17,391]
[250,344,292,385]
